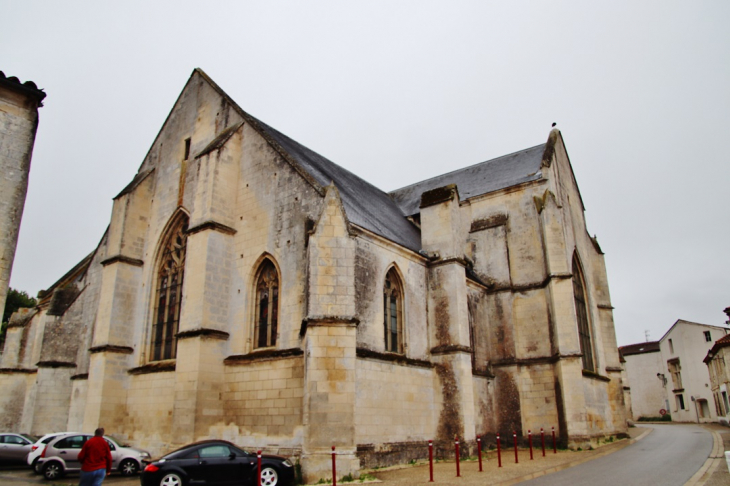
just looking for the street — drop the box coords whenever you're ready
[522,424,712,486]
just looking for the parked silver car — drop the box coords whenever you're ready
[37,433,150,480]
[27,432,80,473]
[0,433,36,465]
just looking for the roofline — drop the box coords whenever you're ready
[658,319,729,343]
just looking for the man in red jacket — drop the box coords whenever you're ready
[78,428,112,486]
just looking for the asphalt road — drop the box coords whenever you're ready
[522,424,713,486]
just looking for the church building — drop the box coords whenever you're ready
[0,69,626,481]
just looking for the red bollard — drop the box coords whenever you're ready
[332,446,337,486]
[455,435,461,477]
[497,435,502,467]
[552,426,557,454]
[513,431,518,464]
[477,435,483,472]
[528,430,533,460]
[257,450,262,486]
[541,428,546,457]
[428,440,434,482]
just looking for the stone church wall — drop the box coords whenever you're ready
[223,356,305,445]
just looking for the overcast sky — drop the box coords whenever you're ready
[1,1,728,346]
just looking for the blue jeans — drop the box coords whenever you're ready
[79,468,106,486]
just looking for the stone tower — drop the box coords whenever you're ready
[0,72,46,314]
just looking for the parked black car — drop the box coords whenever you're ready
[140,440,294,486]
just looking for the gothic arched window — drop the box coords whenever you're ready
[383,268,404,353]
[572,254,594,372]
[255,259,279,349]
[150,216,188,362]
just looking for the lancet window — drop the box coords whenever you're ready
[150,216,188,362]
[383,268,404,353]
[255,259,279,349]
[573,254,594,372]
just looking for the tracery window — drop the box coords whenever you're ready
[572,254,594,372]
[383,268,404,353]
[150,216,188,361]
[255,259,279,349]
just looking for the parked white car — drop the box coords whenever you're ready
[37,433,150,480]
[27,432,80,473]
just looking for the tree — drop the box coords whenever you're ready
[1,288,37,350]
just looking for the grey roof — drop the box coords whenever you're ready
[389,145,546,217]
[250,117,423,252]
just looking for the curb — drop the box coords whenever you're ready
[685,426,724,486]
[492,427,653,486]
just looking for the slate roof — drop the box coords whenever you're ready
[250,117,423,252]
[389,144,546,217]
[618,341,660,357]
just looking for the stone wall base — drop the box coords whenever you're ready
[301,451,359,484]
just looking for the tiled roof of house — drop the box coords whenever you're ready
[619,341,661,357]
[0,71,46,104]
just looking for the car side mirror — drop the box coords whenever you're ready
[229,453,236,460]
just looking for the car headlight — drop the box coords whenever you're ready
[282,459,293,468]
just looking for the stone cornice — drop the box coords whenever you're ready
[71,373,89,380]
[176,328,230,341]
[100,255,144,267]
[427,257,468,269]
[486,273,572,295]
[597,304,614,310]
[89,345,134,354]
[303,316,359,327]
[605,366,623,373]
[186,221,237,236]
[472,368,495,378]
[224,348,304,365]
[430,344,472,356]
[356,347,433,369]
[0,367,37,374]
[582,369,611,382]
[36,360,76,369]
[128,360,176,375]
[491,352,582,368]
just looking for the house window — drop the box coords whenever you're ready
[668,339,674,354]
[705,331,712,342]
[572,254,594,372]
[150,216,188,361]
[676,394,685,411]
[255,259,279,349]
[668,359,683,390]
[383,268,404,353]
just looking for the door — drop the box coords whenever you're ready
[0,434,33,463]
[51,435,88,471]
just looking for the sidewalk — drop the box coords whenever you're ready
[366,426,649,486]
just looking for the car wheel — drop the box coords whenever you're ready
[43,461,63,481]
[261,466,279,486]
[119,458,139,476]
[160,472,184,486]
[31,458,42,474]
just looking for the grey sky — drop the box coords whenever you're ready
[1,1,728,346]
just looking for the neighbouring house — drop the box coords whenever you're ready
[622,320,729,424]
[619,341,664,420]
[704,327,730,425]
[0,68,627,482]
[0,71,45,317]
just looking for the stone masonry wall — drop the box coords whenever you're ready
[222,356,304,449]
